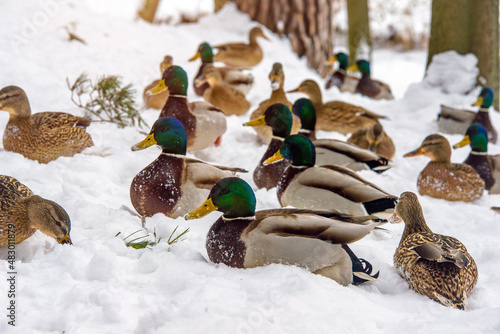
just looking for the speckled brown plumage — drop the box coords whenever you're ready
[347,123,395,160]
[287,80,384,134]
[392,192,478,309]
[0,86,93,164]
[404,134,484,202]
[0,175,72,246]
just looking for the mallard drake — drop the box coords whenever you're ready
[189,42,254,96]
[212,27,269,68]
[292,98,392,173]
[0,85,93,164]
[142,55,172,110]
[347,123,396,160]
[197,67,250,116]
[403,134,484,201]
[325,52,358,93]
[130,117,246,219]
[347,60,394,100]
[263,135,397,218]
[147,65,227,151]
[0,175,72,246]
[438,87,498,144]
[390,191,478,310]
[287,79,385,133]
[244,103,293,190]
[453,123,500,194]
[185,177,380,286]
[248,63,301,143]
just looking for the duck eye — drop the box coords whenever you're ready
[221,188,229,195]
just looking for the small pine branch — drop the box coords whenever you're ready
[67,72,148,129]
[118,226,189,250]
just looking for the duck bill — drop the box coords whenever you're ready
[347,64,359,72]
[243,115,267,127]
[403,147,424,157]
[388,213,402,224]
[472,96,483,107]
[185,198,217,220]
[131,133,156,151]
[453,136,470,149]
[286,86,301,93]
[189,51,201,62]
[195,78,207,86]
[263,150,284,165]
[57,234,73,245]
[326,55,338,65]
[147,79,167,96]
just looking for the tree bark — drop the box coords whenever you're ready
[428,0,499,110]
[138,0,161,23]
[347,0,372,65]
[234,0,335,77]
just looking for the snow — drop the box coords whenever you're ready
[1,1,500,333]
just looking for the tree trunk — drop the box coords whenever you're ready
[214,0,231,12]
[234,0,335,77]
[138,0,161,23]
[347,0,372,65]
[428,0,499,110]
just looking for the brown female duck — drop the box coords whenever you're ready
[0,175,72,246]
[142,55,172,110]
[347,60,394,100]
[390,191,478,310]
[0,86,93,163]
[347,123,395,160]
[403,134,484,201]
[212,27,269,68]
[287,79,385,134]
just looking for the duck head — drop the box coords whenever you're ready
[292,98,316,132]
[185,177,256,220]
[189,42,214,63]
[243,103,293,138]
[264,134,316,167]
[327,52,349,70]
[0,85,31,117]
[472,87,493,109]
[27,196,72,245]
[269,62,284,91]
[453,123,488,153]
[347,60,371,76]
[403,134,452,163]
[148,65,188,96]
[131,116,187,155]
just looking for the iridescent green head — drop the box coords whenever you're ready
[454,123,488,153]
[244,103,293,138]
[161,65,188,96]
[198,43,214,63]
[264,134,316,167]
[292,98,316,132]
[131,116,187,155]
[335,52,349,70]
[473,87,494,109]
[185,177,256,220]
[356,60,371,76]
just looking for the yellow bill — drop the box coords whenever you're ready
[472,96,483,107]
[131,133,157,151]
[185,198,217,220]
[243,115,267,127]
[326,55,338,64]
[57,233,72,245]
[403,147,424,157]
[147,79,167,96]
[453,135,471,149]
[189,51,201,62]
[346,64,359,72]
[263,150,284,165]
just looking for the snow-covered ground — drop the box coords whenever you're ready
[1,1,499,333]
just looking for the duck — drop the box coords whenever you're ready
[453,123,500,194]
[142,55,172,110]
[146,65,227,151]
[244,103,293,190]
[292,98,392,173]
[347,123,396,160]
[0,175,72,246]
[403,134,484,202]
[248,63,301,143]
[346,60,394,100]
[390,191,478,310]
[287,79,385,133]
[325,52,358,93]
[189,42,254,96]
[263,134,397,218]
[197,66,251,116]
[130,117,246,219]
[0,85,93,164]
[185,177,380,286]
[438,87,498,144]
[212,27,269,68]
